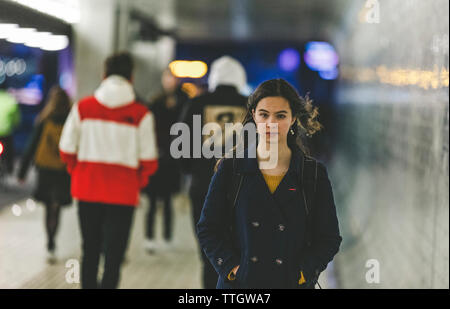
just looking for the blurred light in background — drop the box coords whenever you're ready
[319,67,339,80]
[304,41,339,80]
[12,204,22,217]
[181,82,198,98]
[5,27,36,44]
[0,58,27,77]
[241,84,253,96]
[340,65,449,89]
[0,141,4,156]
[59,71,73,91]
[169,60,208,78]
[58,47,76,97]
[0,23,69,51]
[38,35,69,51]
[26,199,36,212]
[7,74,44,105]
[0,23,19,39]
[10,0,80,24]
[278,48,300,72]
[23,31,52,48]
[304,42,339,71]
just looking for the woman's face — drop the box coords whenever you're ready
[252,96,296,145]
[162,69,178,93]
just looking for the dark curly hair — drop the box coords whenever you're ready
[215,78,322,171]
[243,78,322,154]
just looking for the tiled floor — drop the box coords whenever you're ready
[0,173,35,211]
[0,193,202,289]
[0,192,334,289]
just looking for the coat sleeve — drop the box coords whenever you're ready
[137,111,159,188]
[196,159,240,280]
[59,103,80,174]
[299,162,342,285]
[17,121,44,180]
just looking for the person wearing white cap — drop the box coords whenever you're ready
[179,55,248,289]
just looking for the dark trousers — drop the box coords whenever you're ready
[78,201,135,289]
[190,190,218,289]
[145,191,173,241]
[0,135,14,174]
[45,202,61,252]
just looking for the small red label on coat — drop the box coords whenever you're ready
[289,188,296,191]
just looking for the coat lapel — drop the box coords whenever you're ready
[234,144,305,213]
[271,147,303,207]
[272,172,300,207]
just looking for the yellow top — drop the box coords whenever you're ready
[261,173,285,194]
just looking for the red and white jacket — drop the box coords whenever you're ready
[59,75,158,206]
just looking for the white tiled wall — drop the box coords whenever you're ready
[329,0,449,288]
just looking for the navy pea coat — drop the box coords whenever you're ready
[196,146,342,289]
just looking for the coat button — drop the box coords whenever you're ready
[252,222,260,227]
[275,258,283,265]
[250,256,258,263]
[217,258,223,266]
[278,224,285,231]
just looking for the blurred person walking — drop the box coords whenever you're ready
[179,55,248,289]
[143,69,189,253]
[0,82,21,176]
[17,86,71,264]
[59,52,158,289]
[197,79,342,289]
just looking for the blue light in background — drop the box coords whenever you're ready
[278,48,300,72]
[59,71,72,91]
[11,74,44,105]
[304,41,339,80]
[319,68,339,80]
[26,74,44,91]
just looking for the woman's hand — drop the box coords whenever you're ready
[227,265,240,281]
[232,265,240,276]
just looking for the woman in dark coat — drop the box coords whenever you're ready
[196,79,342,289]
[18,86,72,263]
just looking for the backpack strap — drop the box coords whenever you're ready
[300,154,318,248]
[231,158,245,210]
[221,157,244,234]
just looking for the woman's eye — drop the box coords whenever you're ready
[259,113,268,118]
[277,114,286,119]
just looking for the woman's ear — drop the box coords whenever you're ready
[251,109,256,122]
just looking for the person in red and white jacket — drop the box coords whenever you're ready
[59,52,158,289]
[59,74,158,205]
